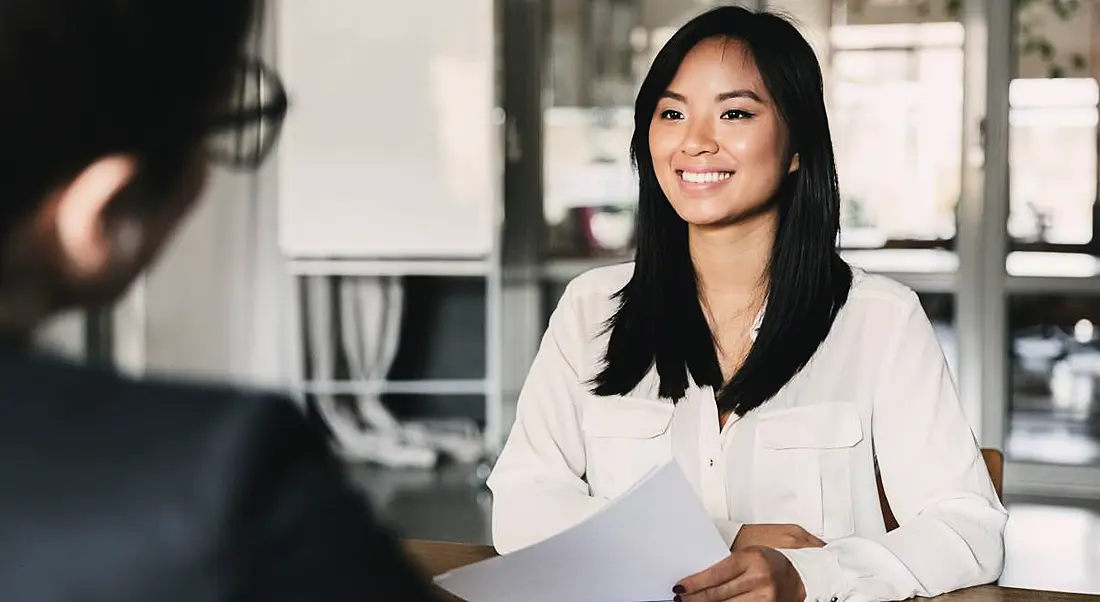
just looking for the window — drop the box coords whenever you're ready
[829,21,964,249]
[1008,294,1100,466]
[1004,0,1100,466]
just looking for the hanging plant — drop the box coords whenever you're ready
[1012,0,1087,77]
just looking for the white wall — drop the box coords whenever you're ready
[114,14,296,390]
[137,161,291,387]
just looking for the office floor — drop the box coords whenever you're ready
[348,463,1100,596]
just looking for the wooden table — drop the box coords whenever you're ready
[403,539,1100,602]
[404,539,498,580]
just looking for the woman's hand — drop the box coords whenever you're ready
[732,523,824,551]
[673,546,806,602]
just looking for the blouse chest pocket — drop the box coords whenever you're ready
[581,396,675,501]
[753,403,864,540]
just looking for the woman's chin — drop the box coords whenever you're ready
[672,205,739,228]
[673,200,777,230]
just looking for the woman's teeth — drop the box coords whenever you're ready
[680,171,731,184]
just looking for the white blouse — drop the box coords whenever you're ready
[487,262,1007,602]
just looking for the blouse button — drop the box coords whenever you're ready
[708,459,714,467]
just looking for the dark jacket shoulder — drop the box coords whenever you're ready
[0,349,437,602]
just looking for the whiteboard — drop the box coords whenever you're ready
[276,0,499,258]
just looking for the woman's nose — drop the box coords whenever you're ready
[680,120,719,156]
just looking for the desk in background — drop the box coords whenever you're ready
[402,539,1100,602]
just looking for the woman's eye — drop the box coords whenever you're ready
[659,109,683,120]
[722,109,753,120]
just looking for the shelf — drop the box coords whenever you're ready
[540,257,629,282]
[540,256,957,294]
[297,379,490,396]
[1006,276,1100,295]
[874,271,956,294]
[289,258,495,277]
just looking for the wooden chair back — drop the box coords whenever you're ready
[878,448,1004,532]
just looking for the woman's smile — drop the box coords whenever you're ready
[677,168,735,196]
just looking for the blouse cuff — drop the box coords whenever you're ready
[777,547,849,602]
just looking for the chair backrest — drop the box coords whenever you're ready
[878,448,1003,532]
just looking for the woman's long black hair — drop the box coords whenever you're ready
[591,5,853,417]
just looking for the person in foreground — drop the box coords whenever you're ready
[0,1,440,600]
[487,6,1007,602]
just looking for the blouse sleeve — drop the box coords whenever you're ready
[778,292,1008,602]
[486,280,610,554]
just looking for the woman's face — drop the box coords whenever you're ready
[648,37,797,228]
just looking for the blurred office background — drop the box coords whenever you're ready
[33,0,1100,595]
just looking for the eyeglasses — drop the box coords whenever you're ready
[206,56,289,170]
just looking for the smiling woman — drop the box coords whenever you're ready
[488,5,1006,602]
[592,7,849,416]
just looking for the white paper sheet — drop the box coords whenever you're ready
[433,460,730,602]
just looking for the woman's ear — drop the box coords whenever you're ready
[788,152,800,174]
[53,155,140,279]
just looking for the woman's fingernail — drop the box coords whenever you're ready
[673,584,685,594]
